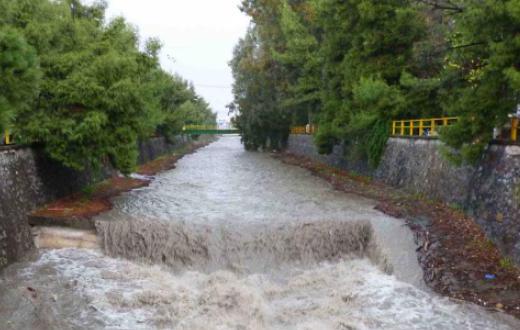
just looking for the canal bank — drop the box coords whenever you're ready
[1,136,518,329]
[0,135,211,269]
[284,135,520,317]
[287,134,520,264]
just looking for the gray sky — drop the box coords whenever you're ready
[104,0,250,121]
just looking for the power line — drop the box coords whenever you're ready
[193,84,232,89]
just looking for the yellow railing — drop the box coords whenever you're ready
[2,130,12,145]
[512,117,519,143]
[392,117,458,137]
[291,125,317,135]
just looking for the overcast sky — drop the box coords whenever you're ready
[103,0,250,121]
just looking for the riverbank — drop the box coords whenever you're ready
[29,138,214,230]
[275,152,520,318]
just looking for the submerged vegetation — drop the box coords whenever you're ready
[230,0,520,165]
[0,0,216,174]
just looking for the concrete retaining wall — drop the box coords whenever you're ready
[287,135,520,263]
[0,136,192,269]
[286,135,371,175]
[468,146,520,258]
[375,138,475,206]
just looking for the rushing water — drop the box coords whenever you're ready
[1,136,518,329]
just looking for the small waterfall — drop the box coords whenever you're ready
[95,217,388,273]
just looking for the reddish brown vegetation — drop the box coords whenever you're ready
[31,177,150,220]
[276,152,520,317]
[137,156,181,176]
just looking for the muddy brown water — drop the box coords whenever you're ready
[1,136,518,329]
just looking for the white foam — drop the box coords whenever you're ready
[4,249,516,330]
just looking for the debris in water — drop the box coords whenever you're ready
[26,286,37,299]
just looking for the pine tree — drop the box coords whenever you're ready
[0,27,40,132]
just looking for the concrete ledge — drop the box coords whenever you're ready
[32,226,99,249]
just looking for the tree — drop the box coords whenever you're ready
[1,0,215,174]
[439,0,520,162]
[315,0,425,166]
[230,26,291,151]
[0,27,40,132]
[231,0,425,165]
[231,0,520,165]
[272,0,321,125]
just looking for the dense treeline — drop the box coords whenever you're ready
[0,0,216,174]
[230,0,520,166]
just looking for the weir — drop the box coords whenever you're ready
[95,217,383,273]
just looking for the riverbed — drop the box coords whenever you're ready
[1,136,518,329]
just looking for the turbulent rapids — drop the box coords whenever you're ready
[1,136,519,329]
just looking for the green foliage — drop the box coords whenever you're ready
[231,0,520,166]
[273,1,320,123]
[499,257,515,271]
[439,0,520,164]
[0,27,40,131]
[229,25,290,151]
[231,0,426,164]
[344,77,403,166]
[0,0,215,173]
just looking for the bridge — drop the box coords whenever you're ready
[182,125,239,135]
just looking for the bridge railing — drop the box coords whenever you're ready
[2,130,12,145]
[182,125,239,135]
[291,125,317,135]
[511,117,519,143]
[392,117,458,137]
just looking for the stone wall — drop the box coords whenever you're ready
[375,138,475,206]
[0,136,192,269]
[138,135,189,164]
[467,146,520,259]
[287,135,520,263]
[286,135,371,175]
[0,147,45,268]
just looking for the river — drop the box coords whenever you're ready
[0,136,518,329]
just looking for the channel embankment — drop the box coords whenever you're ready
[288,135,520,264]
[285,135,520,316]
[0,136,212,268]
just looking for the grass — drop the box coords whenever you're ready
[514,184,520,204]
[449,202,465,212]
[500,257,516,271]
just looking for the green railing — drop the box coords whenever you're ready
[182,125,239,135]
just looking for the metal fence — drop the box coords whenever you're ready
[2,130,12,145]
[392,117,458,137]
[290,125,317,135]
[511,117,519,143]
